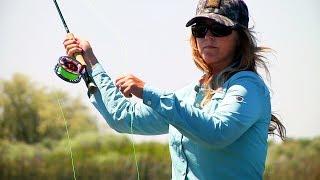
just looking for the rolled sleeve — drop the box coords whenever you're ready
[87,63,169,135]
[142,84,162,107]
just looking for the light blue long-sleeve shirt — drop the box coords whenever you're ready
[88,63,271,180]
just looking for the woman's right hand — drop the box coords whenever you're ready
[63,35,98,68]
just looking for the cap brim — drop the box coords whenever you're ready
[186,13,235,27]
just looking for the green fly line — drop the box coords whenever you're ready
[53,85,141,180]
[86,1,141,179]
[54,92,77,180]
[54,86,141,180]
[131,118,141,180]
[52,0,141,179]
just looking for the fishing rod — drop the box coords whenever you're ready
[53,2,141,179]
[53,0,97,94]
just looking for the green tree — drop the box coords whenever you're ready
[265,137,320,180]
[0,73,97,144]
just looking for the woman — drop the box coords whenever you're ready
[63,0,285,179]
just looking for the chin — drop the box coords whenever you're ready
[203,56,219,64]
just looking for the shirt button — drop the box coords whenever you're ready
[195,103,200,108]
[147,100,152,105]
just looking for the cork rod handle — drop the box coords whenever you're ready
[66,33,97,94]
[66,33,87,65]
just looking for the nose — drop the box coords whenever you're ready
[204,30,215,40]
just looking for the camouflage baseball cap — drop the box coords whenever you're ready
[186,0,249,28]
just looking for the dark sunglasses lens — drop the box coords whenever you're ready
[191,24,207,38]
[191,22,233,38]
[210,23,232,37]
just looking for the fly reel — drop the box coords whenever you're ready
[54,56,86,83]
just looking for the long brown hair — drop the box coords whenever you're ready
[189,27,286,141]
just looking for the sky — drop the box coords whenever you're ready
[1,0,319,141]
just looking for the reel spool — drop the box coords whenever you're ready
[54,56,86,83]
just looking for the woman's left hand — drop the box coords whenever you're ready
[115,74,145,99]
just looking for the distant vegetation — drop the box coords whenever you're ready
[264,137,320,180]
[0,74,319,180]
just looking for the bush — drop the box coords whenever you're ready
[0,132,171,180]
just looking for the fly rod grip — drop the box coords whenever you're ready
[67,33,97,94]
[66,33,86,65]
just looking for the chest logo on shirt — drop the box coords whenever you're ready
[235,95,244,103]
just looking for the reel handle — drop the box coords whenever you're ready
[67,33,97,94]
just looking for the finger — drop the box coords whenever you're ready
[63,37,75,43]
[65,44,81,52]
[122,86,133,98]
[121,79,133,88]
[66,47,83,57]
[115,76,129,87]
[117,82,126,92]
[115,80,124,89]
[74,37,81,43]
[115,75,128,84]
[63,39,77,46]
[118,85,123,92]
[118,85,132,98]
[119,79,135,92]
[64,41,79,51]
[122,80,135,96]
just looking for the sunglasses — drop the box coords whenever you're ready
[191,22,234,38]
